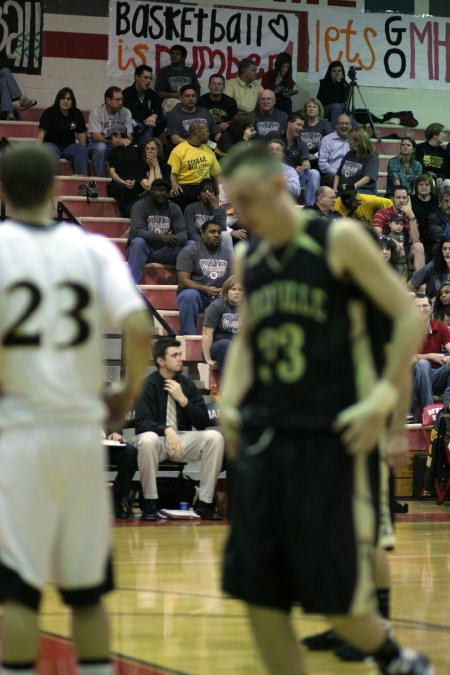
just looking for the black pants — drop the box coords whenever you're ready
[108,442,138,497]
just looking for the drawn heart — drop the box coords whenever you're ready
[268,15,288,42]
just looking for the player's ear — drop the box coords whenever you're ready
[271,171,286,194]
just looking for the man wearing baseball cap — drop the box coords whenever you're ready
[127,179,187,283]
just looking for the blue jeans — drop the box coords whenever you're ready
[134,125,154,148]
[0,68,21,113]
[177,289,211,335]
[299,169,320,206]
[412,359,450,414]
[211,338,232,370]
[88,141,111,177]
[45,142,89,176]
[127,237,182,283]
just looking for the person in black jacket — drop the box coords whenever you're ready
[122,65,163,147]
[134,337,224,520]
[316,60,349,128]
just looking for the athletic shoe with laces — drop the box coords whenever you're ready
[194,500,223,520]
[141,499,159,521]
[19,96,37,110]
[382,649,434,674]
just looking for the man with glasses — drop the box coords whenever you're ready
[87,87,133,177]
[123,65,162,147]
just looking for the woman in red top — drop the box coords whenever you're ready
[261,52,296,114]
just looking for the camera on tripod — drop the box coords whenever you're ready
[347,66,362,80]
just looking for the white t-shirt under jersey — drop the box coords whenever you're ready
[0,220,145,428]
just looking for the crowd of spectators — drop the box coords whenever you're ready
[14,45,450,432]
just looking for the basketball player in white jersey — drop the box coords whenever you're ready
[0,144,152,675]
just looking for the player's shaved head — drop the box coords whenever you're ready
[221,141,283,180]
[1,143,58,209]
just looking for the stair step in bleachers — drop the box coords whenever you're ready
[110,238,127,255]
[184,336,203,362]
[141,264,177,285]
[0,120,39,138]
[59,195,121,218]
[14,108,89,123]
[79,217,130,238]
[139,285,178,310]
[57,176,110,197]
[155,310,203,336]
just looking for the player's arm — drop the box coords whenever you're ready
[328,218,423,455]
[105,309,153,430]
[220,244,253,459]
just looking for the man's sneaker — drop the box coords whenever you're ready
[335,643,369,661]
[194,500,222,520]
[79,180,98,199]
[382,649,434,674]
[302,630,343,651]
[114,493,131,519]
[141,499,159,521]
[19,96,37,110]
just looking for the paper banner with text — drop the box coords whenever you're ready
[108,0,299,80]
[0,0,44,74]
[308,8,450,90]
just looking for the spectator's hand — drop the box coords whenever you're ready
[243,127,256,141]
[431,353,449,366]
[124,179,135,189]
[219,122,230,132]
[159,233,179,246]
[205,190,219,209]
[296,165,306,175]
[164,378,188,406]
[231,229,248,240]
[399,203,414,220]
[165,427,184,458]
[145,114,157,127]
[171,182,183,196]
[385,431,408,472]
[206,359,217,370]
[308,154,316,162]
[108,432,124,442]
[206,286,221,298]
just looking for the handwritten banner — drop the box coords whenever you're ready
[108,1,298,81]
[308,8,450,90]
[0,0,43,74]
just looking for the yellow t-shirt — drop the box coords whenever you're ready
[334,195,392,224]
[168,141,221,185]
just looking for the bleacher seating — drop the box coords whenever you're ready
[0,112,427,391]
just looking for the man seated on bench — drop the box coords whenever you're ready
[134,337,224,520]
[411,294,450,422]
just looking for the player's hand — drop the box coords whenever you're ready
[104,384,133,431]
[333,380,398,456]
[164,379,187,406]
[220,405,241,460]
[165,427,184,458]
[384,431,408,472]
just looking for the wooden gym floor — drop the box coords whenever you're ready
[25,500,450,674]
